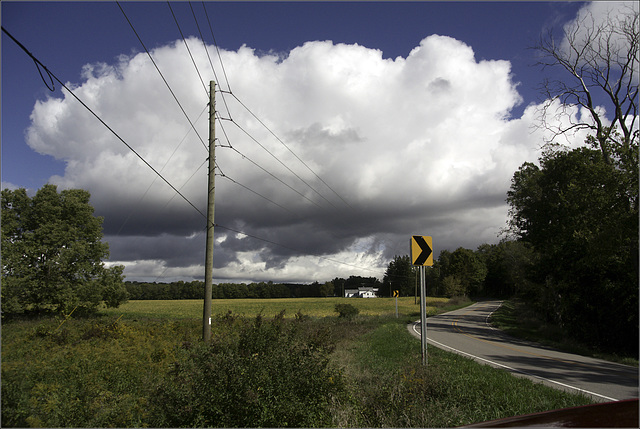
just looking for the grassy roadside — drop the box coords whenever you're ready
[332,316,593,427]
[2,298,594,427]
[489,299,639,366]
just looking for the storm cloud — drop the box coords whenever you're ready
[26,34,591,283]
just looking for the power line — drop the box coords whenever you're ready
[115,105,208,236]
[188,0,233,118]
[166,1,209,99]
[231,93,354,210]
[2,26,207,224]
[166,0,350,212]
[216,118,323,208]
[116,1,208,152]
[189,1,219,85]
[229,118,338,209]
[215,118,294,213]
[218,174,293,214]
[201,1,232,94]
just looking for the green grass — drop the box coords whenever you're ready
[2,297,595,427]
[490,299,639,366]
[332,318,593,427]
[100,296,452,320]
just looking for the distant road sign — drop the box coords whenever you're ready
[393,290,399,297]
[411,235,433,266]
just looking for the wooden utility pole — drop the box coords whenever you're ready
[203,80,216,342]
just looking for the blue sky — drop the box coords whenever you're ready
[3,1,620,283]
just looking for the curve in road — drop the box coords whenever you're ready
[409,300,638,402]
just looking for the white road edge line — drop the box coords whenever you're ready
[484,301,502,331]
[411,321,618,402]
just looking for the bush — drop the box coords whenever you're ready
[335,303,359,319]
[149,312,345,427]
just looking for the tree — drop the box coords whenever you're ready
[383,255,416,297]
[477,241,536,298]
[319,281,334,297]
[441,275,465,298]
[1,185,127,315]
[448,247,487,297]
[506,147,638,355]
[534,4,638,164]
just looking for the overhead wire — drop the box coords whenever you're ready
[215,115,292,213]
[183,1,346,212]
[218,175,293,214]
[119,0,311,242]
[229,119,338,209]
[216,116,322,208]
[231,93,354,210]
[195,3,352,211]
[166,1,209,99]
[115,103,209,236]
[2,26,208,225]
[201,1,232,93]
[116,1,209,152]
[188,0,232,119]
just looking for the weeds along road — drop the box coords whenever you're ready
[409,301,639,402]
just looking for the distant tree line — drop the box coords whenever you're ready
[124,276,379,300]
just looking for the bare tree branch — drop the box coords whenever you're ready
[532,5,639,164]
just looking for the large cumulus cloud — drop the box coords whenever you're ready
[25,34,589,283]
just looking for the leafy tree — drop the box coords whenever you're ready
[442,275,465,298]
[507,147,638,355]
[383,255,416,297]
[1,185,127,315]
[319,281,334,297]
[449,247,487,297]
[331,277,346,297]
[434,248,486,297]
[477,241,537,298]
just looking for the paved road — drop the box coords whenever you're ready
[409,300,638,402]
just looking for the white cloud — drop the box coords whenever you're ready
[25,34,588,283]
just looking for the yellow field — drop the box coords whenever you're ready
[101,296,451,319]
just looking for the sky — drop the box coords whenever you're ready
[1,1,634,284]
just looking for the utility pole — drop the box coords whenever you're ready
[203,80,216,342]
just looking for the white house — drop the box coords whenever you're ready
[344,286,378,298]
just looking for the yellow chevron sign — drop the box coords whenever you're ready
[411,235,433,266]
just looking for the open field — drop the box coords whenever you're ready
[101,296,452,320]
[2,297,595,427]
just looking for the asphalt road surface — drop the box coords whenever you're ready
[409,300,638,402]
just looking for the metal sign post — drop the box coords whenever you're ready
[420,265,427,365]
[411,235,433,366]
[393,290,399,318]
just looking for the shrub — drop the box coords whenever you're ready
[150,312,345,427]
[335,303,359,319]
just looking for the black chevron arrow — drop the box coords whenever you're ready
[413,235,432,266]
